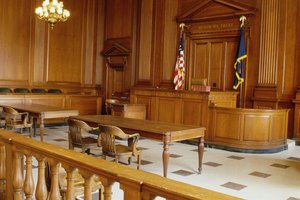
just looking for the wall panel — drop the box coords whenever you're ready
[0,0,32,82]
[224,41,238,90]
[210,42,223,89]
[105,0,133,38]
[161,0,178,83]
[137,0,153,81]
[192,42,208,79]
[47,0,85,84]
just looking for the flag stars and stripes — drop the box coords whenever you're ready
[174,31,185,90]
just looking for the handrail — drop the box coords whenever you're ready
[0,130,241,200]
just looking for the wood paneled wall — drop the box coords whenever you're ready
[1,0,300,137]
[0,0,105,94]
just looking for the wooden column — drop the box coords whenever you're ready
[253,0,280,108]
[258,0,280,85]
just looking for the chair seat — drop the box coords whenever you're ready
[81,137,98,145]
[7,121,32,128]
[115,144,139,155]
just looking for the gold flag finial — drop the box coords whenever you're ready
[240,16,246,27]
[179,23,186,33]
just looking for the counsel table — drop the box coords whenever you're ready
[0,103,79,142]
[70,115,205,177]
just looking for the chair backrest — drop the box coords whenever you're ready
[48,89,63,94]
[68,119,95,143]
[0,88,12,93]
[14,88,30,93]
[3,106,20,126]
[31,88,47,93]
[3,106,19,116]
[99,125,129,155]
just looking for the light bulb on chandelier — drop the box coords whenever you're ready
[35,0,70,29]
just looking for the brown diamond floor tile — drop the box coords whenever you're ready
[172,170,195,176]
[249,171,271,178]
[203,162,222,167]
[169,154,182,158]
[221,182,247,191]
[47,127,59,129]
[287,197,300,200]
[287,157,300,161]
[53,138,68,142]
[227,155,245,160]
[191,149,206,152]
[270,163,290,169]
[134,160,153,165]
[137,147,149,150]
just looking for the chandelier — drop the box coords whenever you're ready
[35,0,70,29]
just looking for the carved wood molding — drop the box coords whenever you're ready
[101,43,131,70]
[177,0,256,23]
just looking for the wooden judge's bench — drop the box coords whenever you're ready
[130,88,289,153]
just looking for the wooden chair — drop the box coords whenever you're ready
[98,124,142,169]
[105,99,119,114]
[68,119,99,154]
[3,106,32,136]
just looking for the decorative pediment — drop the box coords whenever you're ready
[177,0,256,23]
[101,43,131,70]
[102,43,131,57]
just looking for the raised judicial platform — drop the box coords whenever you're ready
[130,88,289,153]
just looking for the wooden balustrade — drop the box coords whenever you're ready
[0,129,240,200]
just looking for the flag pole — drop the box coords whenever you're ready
[239,82,243,108]
[239,16,246,108]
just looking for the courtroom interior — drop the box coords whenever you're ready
[0,0,300,199]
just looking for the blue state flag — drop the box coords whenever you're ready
[233,26,247,90]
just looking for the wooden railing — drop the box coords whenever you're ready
[0,130,241,200]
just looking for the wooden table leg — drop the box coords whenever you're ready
[40,115,44,142]
[33,118,37,137]
[163,135,171,177]
[198,136,204,174]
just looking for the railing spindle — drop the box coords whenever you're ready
[35,156,47,200]
[0,144,6,199]
[13,148,24,200]
[80,172,93,200]
[24,152,34,200]
[100,178,114,200]
[48,161,61,200]
[64,165,76,200]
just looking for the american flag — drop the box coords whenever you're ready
[173,31,185,90]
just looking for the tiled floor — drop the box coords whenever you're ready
[28,125,300,200]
